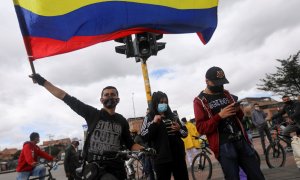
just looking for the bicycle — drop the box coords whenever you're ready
[77,148,156,180]
[29,160,59,180]
[125,150,149,180]
[265,122,290,168]
[191,136,213,180]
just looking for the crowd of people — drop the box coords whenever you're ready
[15,66,300,180]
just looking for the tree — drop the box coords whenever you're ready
[258,51,300,96]
[12,150,21,160]
[44,145,61,157]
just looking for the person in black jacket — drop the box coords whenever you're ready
[140,91,189,180]
[64,138,80,180]
[272,95,300,150]
[30,74,144,180]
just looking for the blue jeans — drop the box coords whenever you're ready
[16,165,46,180]
[143,156,155,180]
[218,139,265,180]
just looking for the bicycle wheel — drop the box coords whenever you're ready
[265,142,286,168]
[191,152,212,180]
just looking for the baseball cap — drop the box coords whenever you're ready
[205,66,229,85]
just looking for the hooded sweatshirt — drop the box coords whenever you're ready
[16,141,53,172]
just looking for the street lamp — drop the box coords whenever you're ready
[47,134,54,155]
[132,92,136,117]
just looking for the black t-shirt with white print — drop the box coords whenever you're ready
[62,94,134,169]
[203,93,241,144]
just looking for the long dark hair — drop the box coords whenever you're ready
[148,91,174,120]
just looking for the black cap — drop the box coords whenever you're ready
[30,132,39,141]
[205,66,229,85]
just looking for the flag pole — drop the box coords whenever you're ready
[28,56,36,74]
[28,56,37,83]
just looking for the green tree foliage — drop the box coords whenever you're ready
[12,150,21,160]
[44,144,62,157]
[258,51,300,96]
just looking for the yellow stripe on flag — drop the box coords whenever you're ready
[13,0,218,16]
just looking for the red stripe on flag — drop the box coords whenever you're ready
[197,32,207,45]
[24,28,165,60]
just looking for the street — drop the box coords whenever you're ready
[1,137,299,180]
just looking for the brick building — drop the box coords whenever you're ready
[128,117,144,133]
[42,138,71,147]
[0,148,18,161]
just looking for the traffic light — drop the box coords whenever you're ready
[150,33,166,56]
[114,35,134,58]
[114,33,166,60]
[134,33,166,59]
[134,33,152,59]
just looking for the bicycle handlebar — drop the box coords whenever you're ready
[36,160,59,171]
[102,148,156,161]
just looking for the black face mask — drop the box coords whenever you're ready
[284,100,293,105]
[103,98,119,109]
[207,85,224,93]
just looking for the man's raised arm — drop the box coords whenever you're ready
[30,74,67,100]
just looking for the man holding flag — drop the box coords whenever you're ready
[30,74,144,180]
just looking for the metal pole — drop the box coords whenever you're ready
[47,134,54,155]
[132,92,136,117]
[140,58,152,108]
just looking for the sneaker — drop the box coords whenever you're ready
[285,146,293,152]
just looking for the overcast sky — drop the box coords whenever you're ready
[1,0,300,150]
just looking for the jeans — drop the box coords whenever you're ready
[16,165,46,180]
[283,123,300,147]
[218,139,265,180]
[142,156,155,180]
[257,123,272,152]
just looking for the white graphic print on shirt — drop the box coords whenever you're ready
[208,98,230,110]
[89,120,122,155]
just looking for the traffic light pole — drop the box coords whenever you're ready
[140,58,152,108]
[114,32,165,109]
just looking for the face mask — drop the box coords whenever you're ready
[157,103,168,113]
[207,85,224,93]
[255,107,260,110]
[103,97,119,109]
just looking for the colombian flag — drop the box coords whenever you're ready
[13,0,218,60]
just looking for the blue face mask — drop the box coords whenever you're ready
[157,103,168,113]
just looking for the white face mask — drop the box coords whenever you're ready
[255,107,260,110]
